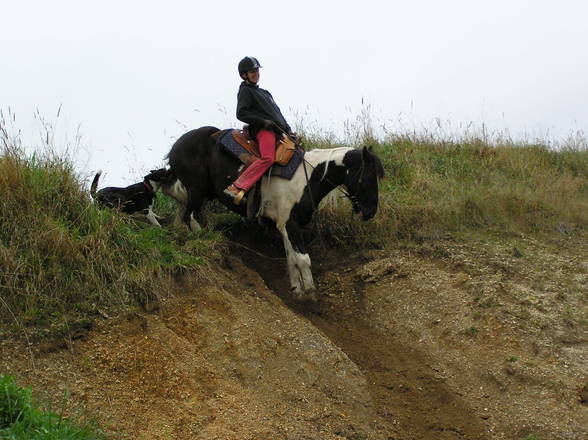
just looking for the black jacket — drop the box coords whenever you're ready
[236,81,292,136]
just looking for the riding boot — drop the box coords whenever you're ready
[223,184,247,206]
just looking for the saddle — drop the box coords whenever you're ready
[231,128,296,166]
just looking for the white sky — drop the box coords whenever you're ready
[2,0,587,185]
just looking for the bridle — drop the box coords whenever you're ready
[297,148,366,213]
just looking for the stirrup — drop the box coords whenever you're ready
[223,187,247,206]
[233,189,246,206]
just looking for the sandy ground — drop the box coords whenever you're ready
[1,228,587,439]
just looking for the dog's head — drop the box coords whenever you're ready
[144,168,176,192]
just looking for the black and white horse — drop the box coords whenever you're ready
[166,126,384,301]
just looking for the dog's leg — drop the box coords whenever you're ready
[146,204,162,227]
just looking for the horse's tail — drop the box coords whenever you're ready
[90,170,102,199]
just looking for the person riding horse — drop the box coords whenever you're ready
[223,56,295,205]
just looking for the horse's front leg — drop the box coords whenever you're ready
[277,221,316,302]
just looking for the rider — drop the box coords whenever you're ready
[224,56,294,205]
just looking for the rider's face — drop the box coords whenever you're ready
[246,68,260,84]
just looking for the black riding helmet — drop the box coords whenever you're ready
[238,56,262,78]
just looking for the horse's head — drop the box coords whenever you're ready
[343,146,385,221]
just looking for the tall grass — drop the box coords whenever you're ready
[0,117,223,334]
[299,112,588,248]
[2,107,587,330]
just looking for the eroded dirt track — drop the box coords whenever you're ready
[233,226,588,440]
[1,227,587,440]
[236,233,489,440]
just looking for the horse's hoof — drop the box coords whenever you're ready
[291,288,318,304]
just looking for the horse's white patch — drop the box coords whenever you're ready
[189,213,201,231]
[162,180,188,204]
[254,147,353,300]
[259,147,352,225]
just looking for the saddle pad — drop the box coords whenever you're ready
[218,129,304,180]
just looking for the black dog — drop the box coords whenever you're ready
[90,168,178,226]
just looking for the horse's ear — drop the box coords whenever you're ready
[362,146,385,179]
[362,146,374,160]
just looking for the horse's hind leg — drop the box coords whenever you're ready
[183,186,207,231]
[277,222,316,302]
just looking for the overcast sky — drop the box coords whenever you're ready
[2,0,587,185]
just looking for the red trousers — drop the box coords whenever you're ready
[233,129,276,191]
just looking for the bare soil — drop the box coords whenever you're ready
[1,227,587,440]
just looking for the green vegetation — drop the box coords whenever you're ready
[1,113,587,335]
[306,130,588,250]
[464,326,479,337]
[0,141,224,334]
[0,375,102,439]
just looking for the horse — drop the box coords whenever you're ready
[166,126,384,301]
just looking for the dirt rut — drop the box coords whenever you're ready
[234,238,490,440]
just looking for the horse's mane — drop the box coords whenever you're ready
[312,146,385,181]
[310,147,352,182]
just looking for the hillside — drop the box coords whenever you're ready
[1,129,587,439]
[2,230,586,439]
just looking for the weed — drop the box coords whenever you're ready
[464,326,479,337]
[0,375,104,439]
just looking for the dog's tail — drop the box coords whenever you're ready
[90,170,102,199]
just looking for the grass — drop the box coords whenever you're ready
[1,109,587,334]
[0,136,225,336]
[306,131,588,251]
[0,375,103,439]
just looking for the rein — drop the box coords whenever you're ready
[296,148,363,210]
[279,128,356,209]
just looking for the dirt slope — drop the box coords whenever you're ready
[1,229,587,440]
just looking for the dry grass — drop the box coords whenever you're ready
[0,119,224,336]
[299,116,588,250]
[2,107,587,335]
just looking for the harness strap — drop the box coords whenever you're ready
[299,149,316,211]
[299,154,356,202]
